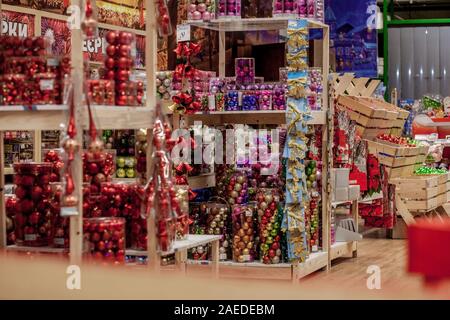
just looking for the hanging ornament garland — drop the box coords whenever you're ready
[155,0,173,37]
[282,19,310,263]
[170,41,202,114]
[60,89,80,209]
[81,0,99,39]
[142,103,189,252]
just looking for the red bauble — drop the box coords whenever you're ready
[116,69,130,81]
[119,31,132,45]
[33,37,45,49]
[106,70,115,80]
[117,57,128,69]
[105,31,118,45]
[119,45,130,57]
[15,186,28,199]
[29,211,41,225]
[106,45,116,57]
[271,242,279,251]
[31,186,43,201]
[88,162,99,175]
[23,37,34,48]
[105,57,115,69]
[97,241,106,251]
[21,175,35,187]
[268,249,276,258]
[91,232,100,242]
[50,173,59,182]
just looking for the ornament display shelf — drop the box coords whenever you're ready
[359,192,383,204]
[126,234,221,256]
[182,110,326,126]
[184,17,328,32]
[174,18,332,280]
[0,106,155,130]
[5,245,67,254]
[186,251,328,282]
[0,0,169,270]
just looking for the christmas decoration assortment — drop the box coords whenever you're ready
[156,71,174,101]
[0,36,70,106]
[257,189,282,264]
[283,20,310,263]
[155,0,173,37]
[103,30,144,106]
[83,217,126,263]
[6,196,17,245]
[142,103,187,252]
[218,0,242,18]
[187,0,217,21]
[13,163,53,247]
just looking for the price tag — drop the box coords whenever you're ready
[61,206,78,217]
[47,58,60,66]
[219,253,227,260]
[177,24,191,43]
[54,238,65,246]
[25,234,37,241]
[40,79,54,91]
[245,209,252,217]
[243,254,251,261]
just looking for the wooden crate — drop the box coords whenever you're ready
[391,174,450,212]
[337,96,409,139]
[367,140,428,179]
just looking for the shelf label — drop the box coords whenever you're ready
[25,234,37,241]
[61,206,78,217]
[177,24,191,43]
[47,58,60,66]
[40,79,54,91]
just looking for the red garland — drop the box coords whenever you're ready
[171,42,203,114]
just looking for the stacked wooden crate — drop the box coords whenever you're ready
[366,140,429,179]
[337,96,409,139]
[390,173,450,213]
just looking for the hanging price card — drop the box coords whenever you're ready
[177,24,191,43]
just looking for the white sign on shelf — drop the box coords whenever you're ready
[177,24,191,43]
[61,206,78,217]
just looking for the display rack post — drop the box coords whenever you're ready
[145,0,159,271]
[68,0,84,265]
[219,31,226,77]
[0,131,5,249]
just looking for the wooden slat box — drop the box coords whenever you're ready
[390,174,450,212]
[366,140,428,179]
[337,96,405,139]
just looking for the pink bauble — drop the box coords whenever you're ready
[188,4,196,12]
[193,11,202,20]
[202,11,211,20]
[197,3,207,13]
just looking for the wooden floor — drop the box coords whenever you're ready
[1,232,449,299]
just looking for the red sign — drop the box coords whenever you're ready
[1,11,35,37]
[41,17,71,56]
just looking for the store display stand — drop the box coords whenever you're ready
[0,0,222,271]
[176,17,331,282]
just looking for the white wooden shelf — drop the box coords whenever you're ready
[330,241,357,261]
[126,234,222,257]
[359,192,383,204]
[0,106,155,130]
[183,110,326,126]
[185,17,327,32]
[6,245,67,254]
[186,250,327,281]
